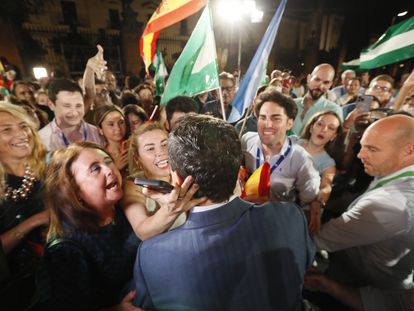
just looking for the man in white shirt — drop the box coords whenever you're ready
[241,88,320,206]
[39,78,101,151]
[307,115,414,311]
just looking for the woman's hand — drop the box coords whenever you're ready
[308,201,322,235]
[142,176,207,216]
[114,151,128,171]
[104,290,144,311]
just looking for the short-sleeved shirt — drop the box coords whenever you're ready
[292,96,343,136]
[39,119,102,151]
[297,139,335,175]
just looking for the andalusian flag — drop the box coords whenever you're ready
[140,0,207,73]
[360,16,414,69]
[153,48,168,96]
[160,5,219,106]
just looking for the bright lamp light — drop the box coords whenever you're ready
[251,9,263,23]
[33,67,48,79]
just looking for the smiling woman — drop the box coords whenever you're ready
[37,142,141,311]
[0,102,49,310]
[122,123,203,240]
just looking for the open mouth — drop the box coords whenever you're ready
[106,180,118,190]
[317,134,325,140]
[155,159,169,169]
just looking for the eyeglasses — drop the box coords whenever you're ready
[370,85,390,92]
[221,86,234,93]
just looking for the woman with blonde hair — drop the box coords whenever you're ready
[122,122,204,240]
[0,102,49,310]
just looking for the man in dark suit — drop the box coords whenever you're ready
[132,114,315,310]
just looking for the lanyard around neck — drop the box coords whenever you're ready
[61,122,88,147]
[369,171,414,192]
[256,138,292,174]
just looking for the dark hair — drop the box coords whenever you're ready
[48,78,83,103]
[166,96,199,124]
[301,110,343,140]
[254,87,298,120]
[10,80,32,96]
[370,74,394,88]
[134,83,153,96]
[123,104,148,123]
[120,91,141,107]
[45,142,113,238]
[168,114,242,202]
[93,104,124,128]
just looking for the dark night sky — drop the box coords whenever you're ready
[260,0,414,60]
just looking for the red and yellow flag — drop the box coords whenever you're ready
[140,0,207,73]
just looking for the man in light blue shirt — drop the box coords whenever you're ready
[292,63,343,136]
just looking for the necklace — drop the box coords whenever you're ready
[5,164,37,201]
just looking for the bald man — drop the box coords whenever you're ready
[292,63,343,135]
[306,115,414,311]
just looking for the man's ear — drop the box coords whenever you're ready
[47,99,56,111]
[286,118,294,130]
[164,120,170,132]
[171,170,184,186]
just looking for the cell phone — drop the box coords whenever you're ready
[356,95,373,112]
[133,178,174,194]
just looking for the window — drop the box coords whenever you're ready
[109,9,120,29]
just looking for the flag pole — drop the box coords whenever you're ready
[238,104,253,139]
[218,87,227,121]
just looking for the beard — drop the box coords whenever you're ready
[308,88,324,100]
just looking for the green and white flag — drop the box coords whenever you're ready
[153,48,168,96]
[360,16,414,69]
[160,5,219,106]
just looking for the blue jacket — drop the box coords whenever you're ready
[133,197,314,311]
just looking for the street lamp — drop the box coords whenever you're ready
[217,0,263,84]
[33,67,48,80]
[391,10,409,25]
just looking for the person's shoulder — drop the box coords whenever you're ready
[253,201,306,223]
[39,122,52,135]
[241,131,258,143]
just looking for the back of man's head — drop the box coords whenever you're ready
[166,96,199,124]
[48,78,83,103]
[168,114,242,202]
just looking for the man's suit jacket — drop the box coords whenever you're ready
[133,197,315,311]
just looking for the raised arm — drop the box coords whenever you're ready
[82,44,107,112]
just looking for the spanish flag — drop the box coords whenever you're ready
[140,0,207,74]
[242,162,271,200]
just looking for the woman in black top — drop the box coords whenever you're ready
[0,102,49,310]
[37,142,141,311]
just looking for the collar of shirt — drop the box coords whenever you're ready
[190,196,237,213]
[256,135,290,164]
[369,164,414,190]
[50,118,85,135]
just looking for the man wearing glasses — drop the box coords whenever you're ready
[365,74,394,108]
[201,72,236,120]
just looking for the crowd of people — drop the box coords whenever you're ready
[0,44,413,311]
